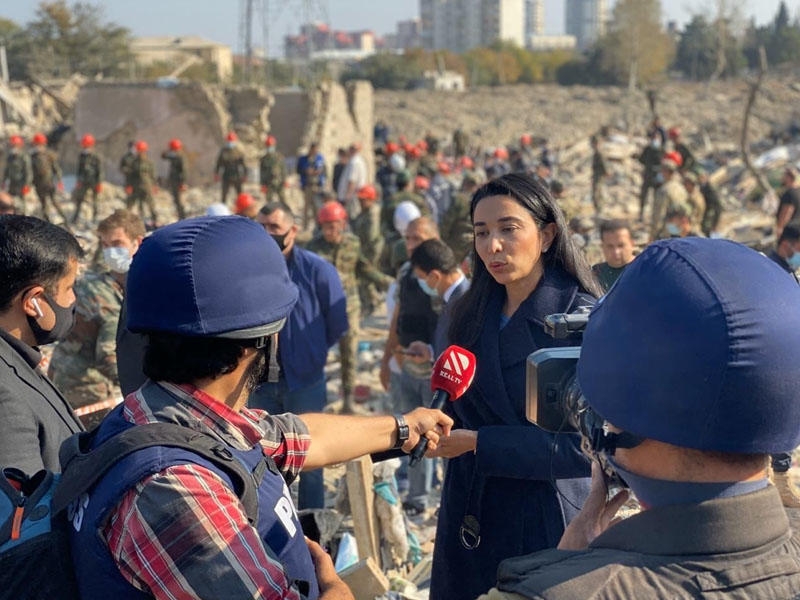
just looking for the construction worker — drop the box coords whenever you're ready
[71,133,103,224]
[234,192,259,219]
[30,132,68,223]
[2,135,31,213]
[161,138,187,220]
[259,134,286,203]
[126,140,158,226]
[306,200,393,412]
[214,131,247,205]
[668,126,696,173]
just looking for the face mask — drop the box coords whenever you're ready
[650,138,660,149]
[666,223,681,237]
[417,276,439,297]
[789,252,800,269]
[266,146,275,154]
[103,246,133,273]
[227,141,235,149]
[270,232,289,251]
[27,294,76,346]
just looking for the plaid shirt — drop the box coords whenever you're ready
[104,382,312,599]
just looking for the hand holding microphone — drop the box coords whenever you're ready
[409,345,476,467]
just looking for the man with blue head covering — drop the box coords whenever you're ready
[480,237,800,599]
[65,215,453,600]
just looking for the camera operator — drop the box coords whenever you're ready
[480,237,800,599]
[427,173,602,600]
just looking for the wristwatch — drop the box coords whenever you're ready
[393,414,409,449]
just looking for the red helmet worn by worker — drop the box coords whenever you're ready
[437,161,451,175]
[169,138,182,151]
[9,135,24,148]
[235,193,256,214]
[32,133,47,147]
[460,156,475,169]
[357,185,377,201]
[414,175,430,190]
[265,135,276,147]
[385,142,399,156]
[668,127,681,141]
[494,146,509,160]
[417,140,428,152]
[226,132,237,142]
[81,134,95,148]
[135,140,148,153]
[520,133,532,146]
[317,200,348,224]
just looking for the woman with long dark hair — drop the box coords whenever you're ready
[429,173,601,600]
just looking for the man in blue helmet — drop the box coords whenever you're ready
[480,237,800,599]
[65,215,453,600]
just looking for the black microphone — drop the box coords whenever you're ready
[409,345,476,466]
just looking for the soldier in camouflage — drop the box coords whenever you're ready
[30,132,69,223]
[71,133,104,224]
[119,140,137,193]
[352,184,384,318]
[49,209,145,428]
[440,172,477,265]
[2,135,31,212]
[126,140,159,226]
[306,200,393,412]
[381,170,431,239]
[259,135,286,203]
[215,131,247,205]
[161,138,187,220]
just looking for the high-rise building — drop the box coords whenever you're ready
[565,0,607,51]
[525,0,544,38]
[420,0,524,53]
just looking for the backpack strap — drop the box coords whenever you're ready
[53,423,258,519]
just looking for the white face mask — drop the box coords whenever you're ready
[103,246,133,273]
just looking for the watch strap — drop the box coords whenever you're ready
[393,414,409,449]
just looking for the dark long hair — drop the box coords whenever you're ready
[448,173,601,349]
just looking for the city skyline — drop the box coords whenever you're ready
[0,0,793,57]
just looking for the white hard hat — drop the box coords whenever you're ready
[389,153,406,173]
[206,203,232,217]
[393,201,422,235]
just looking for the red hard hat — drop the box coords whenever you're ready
[265,135,276,147]
[668,127,680,140]
[460,156,474,169]
[409,146,422,159]
[9,135,23,148]
[385,142,399,155]
[226,132,237,142]
[437,161,451,174]
[317,200,348,224]
[81,134,95,148]
[520,133,532,146]
[235,193,256,214]
[135,140,148,153]
[403,143,415,154]
[357,185,377,201]
[169,138,182,150]
[32,133,47,146]
[414,175,430,190]
[494,146,509,160]
[417,139,428,151]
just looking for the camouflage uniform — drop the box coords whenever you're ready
[380,189,431,237]
[119,149,136,190]
[49,270,123,429]
[126,153,158,223]
[651,177,690,240]
[453,129,469,157]
[259,150,286,202]
[31,146,68,223]
[351,202,384,318]
[71,149,103,223]
[161,149,187,220]
[440,191,474,264]
[305,232,392,410]
[2,150,31,207]
[215,145,247,204]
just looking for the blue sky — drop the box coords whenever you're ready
[0,1,791,57]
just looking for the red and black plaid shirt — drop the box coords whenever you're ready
[104,382,312,599]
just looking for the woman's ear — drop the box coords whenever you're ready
[541,222,557,252]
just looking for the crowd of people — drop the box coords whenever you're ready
[2,117,800,599]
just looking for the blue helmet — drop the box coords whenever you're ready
[578,237,800,454]
[127,216,298,339]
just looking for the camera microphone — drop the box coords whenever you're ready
[409,345,476,467]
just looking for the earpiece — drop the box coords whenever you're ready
[31,298,44,318]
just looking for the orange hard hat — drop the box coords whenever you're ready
[32,133,47,146]
[668,127,681,140]
[235,193,256,214]
[226,132,237,142]
[520,133,532,146]
[317,200,348,223]
[169,138,182,151]
[265,135,276,147]
[135,140,148,153]
[9,135,23,148]
[385,142,399,155]
[460,156,474,169]
[357,185,377,201]
[494,146,509,160]
[81,134,95,148]
[414,175,430,190]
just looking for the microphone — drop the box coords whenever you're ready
[409,345,476,466]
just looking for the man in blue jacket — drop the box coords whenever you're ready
[250,201,348,509]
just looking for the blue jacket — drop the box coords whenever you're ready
[430,267,593,600]
[68,400,319,600]
[281,246,348,390]
[297,153,326,189]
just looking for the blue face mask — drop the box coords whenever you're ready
[417,276,438,297]
[666,223,681,237]
[789,252,800,270]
